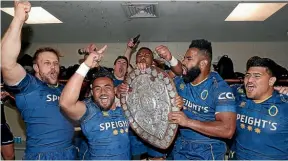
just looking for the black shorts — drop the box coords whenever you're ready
[1,123,14,146]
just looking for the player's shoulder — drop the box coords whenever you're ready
[272,91,288,105]
[266,92,288,117]
[209,72,230,89]
[173,76,183,83]
[173,76,186,90]
[57,83,65,90]
[83,97,96,108]
[116,105,125,114]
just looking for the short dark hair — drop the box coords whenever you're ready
[113,56,128,68]
[90,69,114,86]
[246,56,261,69]
[246,56,277,77]
[189,39,212,63]
[136,47,154,59]
[32,47,61,64]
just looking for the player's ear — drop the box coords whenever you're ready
[200,60,208,69]
[33,64,39,73]
[269,77,276,86]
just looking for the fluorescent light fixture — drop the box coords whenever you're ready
[225,3,287,21]
[0,7,62,24]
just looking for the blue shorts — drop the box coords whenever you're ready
[84,150,130,160]
[23,145,77,160]
[173,137,227,160]
[73,132,88,160]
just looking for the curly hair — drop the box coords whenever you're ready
[189,39,212,63]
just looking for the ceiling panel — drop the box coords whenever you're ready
[1,1,288,43]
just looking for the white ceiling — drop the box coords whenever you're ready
[1,1,288,43]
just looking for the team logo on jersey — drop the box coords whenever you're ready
[254,128,261,134]
[100,120,129,131]
[120,129,124,134]
[218,92,235,100]
[183,98,209,113]
[237,88,244,94]
[237,114,277,131]
[179,83,185,90]
[46,94,60,102]
[280,94,288,103]
[102,111,109,117]
[268,105,278,117]
[239,102,246,108]
[237,87,246,97]
[113,129,118,135]
[200,90,209,100]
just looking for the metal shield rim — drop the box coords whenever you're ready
[120,66,179,149]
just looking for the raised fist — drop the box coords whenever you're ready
[155,45,172,61]
[14,0,31,22]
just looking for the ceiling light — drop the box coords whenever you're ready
[225,3,287,21]
[0,7,62,24]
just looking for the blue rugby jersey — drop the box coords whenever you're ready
[5,74,74,155]
[80,98,130,160]
[230,84,288,160]
[174,72,236,141]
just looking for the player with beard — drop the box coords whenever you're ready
[157,39,236,160]
[1,1,76,160]
[117,47,184,160]
[59,45,131,160]
[229,57,288,160]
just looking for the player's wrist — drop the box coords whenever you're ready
[169,56,178,66]
[184,118,191,127]
[76,63,90,77]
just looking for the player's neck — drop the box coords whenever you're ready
[114,74,124,81]
[35,73,42,82]
[191,70,210,86]
[254,88,274,103]
[35,73,58,87]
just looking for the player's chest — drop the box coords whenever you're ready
[87,113,129,136]
[39,86,62,103]
[26,86,62,106]
[180,86,214,112]
[236,100,286,133]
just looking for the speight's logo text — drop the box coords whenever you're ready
[237,114,277,131]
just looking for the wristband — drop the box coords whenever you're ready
[76,63,90,77]
[169,56,178,66]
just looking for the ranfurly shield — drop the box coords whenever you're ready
[120,66,179,149]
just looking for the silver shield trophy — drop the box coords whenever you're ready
[120,66,179,149]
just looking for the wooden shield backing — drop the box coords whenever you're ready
[120,66,179,149]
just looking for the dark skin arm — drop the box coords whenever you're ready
[155,45,183,76]
[168,111,236,139]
